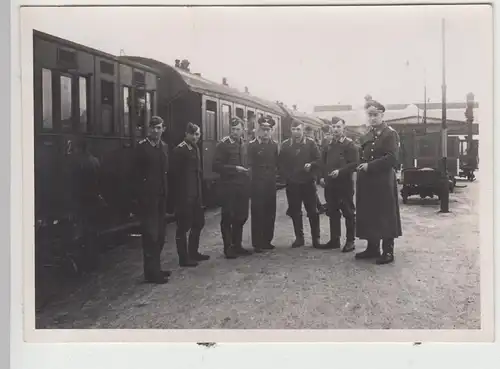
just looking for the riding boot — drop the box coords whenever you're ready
[342,215,356,253]
[188,229,210,261]
[376,239,395,264]
[221,222,238,259]
[309,214,321,248]
[176,232,198,267]
[319,216,341,249]
[232,224,252,255]
[355,239,381,260]
[291,216,305,248]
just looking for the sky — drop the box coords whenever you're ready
[21,5,493,116]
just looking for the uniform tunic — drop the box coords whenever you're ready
[321,136,359,239]
[356,125,403,240]
[248,137,279,248]
[134,138,169,279]
[278,136,321,218]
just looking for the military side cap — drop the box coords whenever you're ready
[230,116,245,127]
[258,115,276,129]
[364,99,386,113]
[331,116,345,125]
[149,116,165,127]
[291,117,304,128]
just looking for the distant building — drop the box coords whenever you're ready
[312,101,481,127]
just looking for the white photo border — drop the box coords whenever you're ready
[8,0,499,367]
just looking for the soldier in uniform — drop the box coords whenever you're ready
[278,119,322,248]
[213,116,252,259]
[171,122,209,267]
[355,100,402,264]
[134,116,170,284]
[248,115,279,253]
[304,126,327,214]
[318,117,359,252]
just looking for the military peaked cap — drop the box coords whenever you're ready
[149,116,165,127]
[258,115,276,129]
[364,99,386,113]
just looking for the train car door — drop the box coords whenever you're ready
[201,95,219,182]
[234,104,246,140]
[219,99,233,139]
[415,132,441,169]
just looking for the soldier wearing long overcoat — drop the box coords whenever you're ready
[248,116,279,253]
[171,122,209,267]
[134,116,170,284]
[355,100,402,264]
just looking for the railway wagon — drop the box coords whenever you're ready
[33,30,162,249]
[118,56,286,208]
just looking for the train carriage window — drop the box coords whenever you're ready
[235,107,244,119]
[79,76,88,133]
[146,92,152,128]
[41,69,53,130]
[205,100,217,140]
[221,104,231,137]
[150,91,156,115]
[135,89,147,138]
[101,80,115,134]
[60,75,72,131]
[123,86,131,136]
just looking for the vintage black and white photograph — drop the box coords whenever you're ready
[19,3,493,339]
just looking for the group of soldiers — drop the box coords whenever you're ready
[135,99,402,285]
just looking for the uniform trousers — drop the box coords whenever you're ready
[139,197,167,279]
[175,199,205,260]
[324,180,355,241]
[251,180,276,248]
[220,183,250,248]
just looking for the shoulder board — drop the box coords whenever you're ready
[305,136,315,143]
[345,137,353,142]
[282,138,291,145]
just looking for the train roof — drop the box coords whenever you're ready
[33,30,160,74]
[278,105,325,128]
[119,56,285,116]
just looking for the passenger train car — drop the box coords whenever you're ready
[33,30,327,266]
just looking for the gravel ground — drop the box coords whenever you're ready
[36,177,480,330]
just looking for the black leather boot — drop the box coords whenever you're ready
[319,216,341,249]
[232,224,252,256]
[376,239,395,265]
[309,215,321,248]
[355,239,381,260]
[291,216,305,248]
[176,232,198,267]
[221,222,238,259]
[188,229,210,261]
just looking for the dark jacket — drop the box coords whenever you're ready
[171,139,203,209]
[278,136,321,184]
[248,137,279,185]
[212,135,249,186]
[321,136,359,182]
[356,125,402,240]
[134,138,169,211]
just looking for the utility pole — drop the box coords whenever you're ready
[439,18,450,213]
[423,67,427,134]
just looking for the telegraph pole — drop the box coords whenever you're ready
[439,18,450,213]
